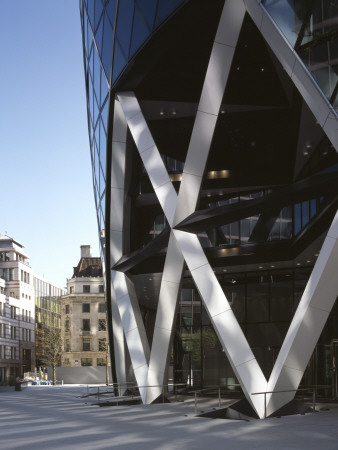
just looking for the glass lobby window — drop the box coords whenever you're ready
[246,273,269,323]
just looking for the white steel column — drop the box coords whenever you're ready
[244,0,338,415]
[110,99,150,401]
[266,212,338,415]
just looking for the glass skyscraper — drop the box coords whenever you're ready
[80,0,338,418]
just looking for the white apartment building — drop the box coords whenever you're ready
[0,236,35,382]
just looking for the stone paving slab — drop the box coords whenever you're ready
[0,385,338,449]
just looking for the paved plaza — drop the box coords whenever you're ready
[0,385,338,449]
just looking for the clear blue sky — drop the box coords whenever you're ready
[0,1,100,288]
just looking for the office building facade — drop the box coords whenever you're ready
[80,0,338,417]
[61,245,108,368]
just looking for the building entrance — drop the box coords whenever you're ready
[331,340,338,398]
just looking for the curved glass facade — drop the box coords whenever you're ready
[81,0,338,417]
[263,0,338,107]
[80,0,187,251]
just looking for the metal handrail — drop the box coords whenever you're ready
[251,385,332,419]
[191,384,241,413]
[86,382,189,404]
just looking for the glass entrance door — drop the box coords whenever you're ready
[331,340,338,398]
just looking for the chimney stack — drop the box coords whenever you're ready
[81,245,92,258]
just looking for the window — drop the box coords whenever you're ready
[65,305,70,314]
[83,285,90,293]
[91,266,98,277]
[81,358,92,366]
[99,284,104,293]
[9,268,14,281]
[98,338,106,351]
[70,286,74,294]
[10,291,15,298]
[65,319,70,332]
[10,306,17,319]
[98,319,106,331]
[83,338,91,351]
[82,319,90,331]
[65,339,70,352]
[64,358,70,365]
[0,303,3,316]
[98,303,106,313]
[97,358,106,366]
[82,303,90,313]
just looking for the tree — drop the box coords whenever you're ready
[41,325,63,385]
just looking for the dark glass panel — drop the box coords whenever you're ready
[112,39,128,82]
[88,41,94,82]
[93,49,101,107]
[302,200,310,226]
[101,13,115,81]
[247,276,269,323]
[100,193,105,221]
[270,220,280,241]
[222,281,245,323]
[101,96,109,133]
[155,0,183,25]
[95,14,104,56]
[270,275,293,322]
[310,199,317,218]
[100,67,108,106]
[93,89,99,128]
[87,0,95,32]
[115,0,134,60]
[83,13,89,57]
[130,3,151,57]
[106,0,117,27]
[88,82,94,128]
[94,0,104,32]
[240,219,250,242]
[99,118,107,180]
[99,164,105,197]
[136,0,157,31]
[94,138,101,196]
[294,203,301,235]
